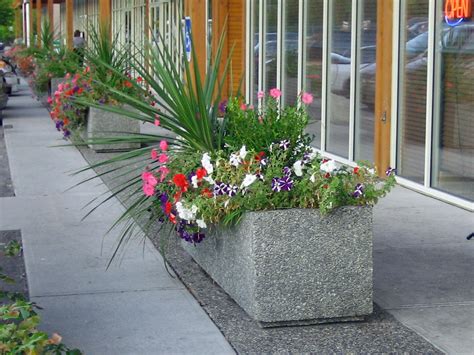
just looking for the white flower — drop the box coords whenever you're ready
[201,153,213,175]
[229,154,241,167]
[320,159,340,174]
[196,219,207,229]
[239,145,248,160]
[176,202,197,221]
[191,175,199,189]
[240,174,257,189]
[293,160,304,177]
[368,168,376,175]
[307,147,318,160]
[224,199,230,207]
[203,176,215,185]
[310,173,316,183]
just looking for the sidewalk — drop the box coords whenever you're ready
[0,87,234,354]
[0,86,472,354]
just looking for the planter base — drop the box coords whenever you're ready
[260,315,365,328]
[87,106,140,152]
[183,207,373,326]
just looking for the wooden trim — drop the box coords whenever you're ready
[99,0,112,34]
[374,0,393,176]
[212,0,229,97]
[36,0,42,46]
[15,8,23,38]
[184,0,207,82]
[66,0,73,49]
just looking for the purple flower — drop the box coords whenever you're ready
[226,184,238,197]
[63,129,71,139]
[213,182,228,196]
[271,178,281,192]
[279,176,294,191]
[73,85,80,93]
[218,99,228,114]
[385,167,396,176]
[55,120,64,131]
[192,232,205,243]
[283,166,292,176]
[279,139,290,150]
[353,183,364,198]
[98,98,106,105]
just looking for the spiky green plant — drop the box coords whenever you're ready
[72,22,235,266]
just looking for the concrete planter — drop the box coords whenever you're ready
[49,77,64,97]
[86,106,140,152]
[183,206,373,327]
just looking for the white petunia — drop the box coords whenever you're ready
[203,176,215,185]
[229,154,242,167]
[307,147,318,161]
[320,159,340,174]
[191,175,199,189]
[310,173,316,183]
[239,145,248,160]
[368,168,376,175]
[175,202,197,221]
[201,153,214,175]
[240,174,257,189]
[196,219,207,229]
[293,160,304,177]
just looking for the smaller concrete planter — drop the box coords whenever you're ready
[86,106,140,152]
[49,77,64,97]
[183,206,373,327]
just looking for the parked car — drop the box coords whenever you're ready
[0,56,20,95]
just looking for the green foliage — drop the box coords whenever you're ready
[4,240,21,257]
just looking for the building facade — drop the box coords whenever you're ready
[19,0,474,210]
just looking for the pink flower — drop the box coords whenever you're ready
[158,153,169,164]
[257,91,265,99]
[65,73,71,79]
[47,96,53,104]
[240,103,247,110]
[58,84,64,91]
[157,166,170,182]
[159,140,168,151]
[269,88,281,99]
[143,183,155,197]
[151,149,158,160]
[142,171,158,186]
[154,118,160,126]
[301,92,314,105]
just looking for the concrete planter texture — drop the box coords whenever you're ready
[183,206,373,327]
[86,106,140,152]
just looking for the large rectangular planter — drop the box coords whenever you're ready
[183,206,373,327]
[86,106,140,152]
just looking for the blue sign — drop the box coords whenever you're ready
[184,17,192,62]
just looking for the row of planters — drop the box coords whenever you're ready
[20,23,396,326]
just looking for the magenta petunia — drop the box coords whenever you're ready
[269,88,282,99]
[159,140,168,151]
[301,92,314,105]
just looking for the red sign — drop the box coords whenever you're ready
[445,0,472,20]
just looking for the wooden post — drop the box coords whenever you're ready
[66,0,73,49]
[227,0,246,97]
[184,0,207,81]
[48,0,53,29]
[99,0,112,35]
[374,0,393,176]
[29,1,34,45]
[15,6,23,39]
[36,0,42,46]
[212,0,229,97]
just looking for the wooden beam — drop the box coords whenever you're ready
[374,0,393,176]
[66,0,73,49]
[36,0,42,46]
[212,0,229,98]
[15,7,23,39]
[227,0,246,98]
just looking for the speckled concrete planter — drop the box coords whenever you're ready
[86,106,140,152]
[183,206,373,327]
[48,77,64,97]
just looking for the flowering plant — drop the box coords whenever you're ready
[137,91,395,244]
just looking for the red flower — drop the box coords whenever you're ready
[201,188,213,198]
[255,151,265,161]
[173,174,189,192]
[353,166,359,174]
[124,80,133,88]
[196,167,207,180]
[165,201,172,215]
[169,213,176,224]
[324,173,330,179]
[137,76,143,83]
[323,184,329,189]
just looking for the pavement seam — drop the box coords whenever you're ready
[383,301,474,310]
[30,286,185,298]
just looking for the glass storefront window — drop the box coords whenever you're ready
[264,0,278,92]
[252,0,259,105]
[354,0,377,162]
[397,0,429,183]
[282,0,299,106]
[326,0,352,158]
[432,0,474,201]
[304,0,324,149]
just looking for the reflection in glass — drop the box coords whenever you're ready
[207,0,212,67]
[253,0,260,104]
[304,0,324,148]
[265,0,278,91]
[397,0,429,183]
[432,0,474,201]
[355,0,377,161]
[282,0,299,106]
[326,0,352,158]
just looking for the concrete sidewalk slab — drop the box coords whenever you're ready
[1,89,235,354]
